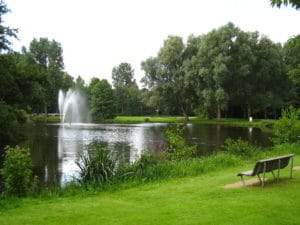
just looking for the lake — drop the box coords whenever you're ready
[18,123,272,186]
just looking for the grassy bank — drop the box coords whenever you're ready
[112,116,275,130]
[0,154,299,225]
[1,142,300,225]
[30,115,275,130]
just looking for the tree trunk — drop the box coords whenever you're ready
[217,104,221,120]
[247,104,251,119]
[44,103,48,117]
[178,98,189,121]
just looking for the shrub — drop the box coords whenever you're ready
[1,146,32,197]
[164,124,196,160]
[273,106,300,144]
[222,138,256,158]
[273,142,300,155]
[116,152,240,184]
[76,141,117,186]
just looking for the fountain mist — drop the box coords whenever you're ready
[58,89,88,124]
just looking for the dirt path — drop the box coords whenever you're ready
[223,166,300,189]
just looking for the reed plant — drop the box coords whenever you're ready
[76,141,117,186]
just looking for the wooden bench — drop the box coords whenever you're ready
[237,154,295,187]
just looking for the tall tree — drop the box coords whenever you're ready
[89,78,116,120]
[27,38,65,113]
[195,23,239,119]
[112,62,141,115]
[284,35,300,107]
[0,0,18,53]
[141,36,197,120]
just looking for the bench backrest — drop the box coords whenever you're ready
[252,154,294,175]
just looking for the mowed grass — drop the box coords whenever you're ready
[1,156,299,225]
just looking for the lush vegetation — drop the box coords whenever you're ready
[0,151,299,225]
[0,106,300,224]
[0,146,33,197]
[0,0,300,147]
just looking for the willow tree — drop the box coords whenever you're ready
[141,36,197,120]
[195,23,239,119]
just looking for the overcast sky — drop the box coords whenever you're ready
[4,0,300,85]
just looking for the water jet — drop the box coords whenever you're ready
[58,89,88,124]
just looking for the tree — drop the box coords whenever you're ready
[141,36,197,120]
[89,78,116,120]
[284,35,300,107]
[0,0,18,53]
[195,23,239,119]
[0,101,19,147]
[112,62,134,87]
[27,38,66,113]
[112,62,143,115]
[270,0,300,9]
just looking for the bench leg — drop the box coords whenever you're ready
[262,162,267,187]
[257,174,263,186]
[290,156,294,179]
[240,175,246,186]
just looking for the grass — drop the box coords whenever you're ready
[30,115,60,123]
[112,116,275,129]
[30,114,276,131]
[0,156,299,225]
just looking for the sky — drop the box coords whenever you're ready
[3,0,300,86]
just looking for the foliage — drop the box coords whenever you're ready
[0,1,18,53]
[284,35,300,107]
[270,0,300,9]
[273,142,300,155]
[89,78,116,120]
[222,138,257,158]
[1,154,300,225]
[164,124,197,160]
[0,101,22,146]
[141,35,196,120]
[273,106,300,144]
[116,151,240,184]
[1,146,32,197]
[76,141,117,186]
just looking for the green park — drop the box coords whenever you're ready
[1,1,300,224]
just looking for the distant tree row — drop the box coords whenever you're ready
[141,22,298,120]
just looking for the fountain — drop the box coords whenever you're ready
[58,89,88,124]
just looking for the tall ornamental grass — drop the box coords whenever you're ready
[76,142,116,186]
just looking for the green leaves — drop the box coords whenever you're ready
[76,142,116,186]
[273,106,300,144]
[89,79,116,120]
[1,146,33,197]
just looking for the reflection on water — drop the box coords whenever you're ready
[19,123,273,186]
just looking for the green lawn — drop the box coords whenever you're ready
[30,115,276,131]
[1,156,299,225]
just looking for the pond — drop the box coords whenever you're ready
[17,123,273,186]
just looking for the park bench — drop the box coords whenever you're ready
[237,154,295,187]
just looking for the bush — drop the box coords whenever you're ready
[0,101,20,147]
[1,146,32,197]
[116,152,240,184]
[222,138,256,158]
[76,142,117,186]
[164,124,196,160]
[273,106,300,144]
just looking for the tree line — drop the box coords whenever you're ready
[0,0,299,147]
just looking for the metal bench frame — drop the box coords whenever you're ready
[237,154,295,187]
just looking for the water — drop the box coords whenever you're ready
[17,123,273,186]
